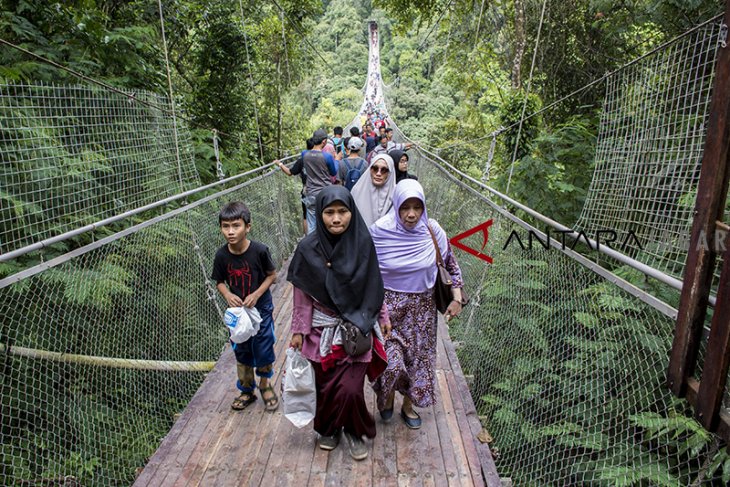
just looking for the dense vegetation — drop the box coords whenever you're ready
[2,0,722,221]
[1,0,727,484]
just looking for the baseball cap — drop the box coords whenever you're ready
[312,129,328,144]
[347,137,364,151]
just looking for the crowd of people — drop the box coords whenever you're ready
[212,121,465,462]
[275,118,416,235]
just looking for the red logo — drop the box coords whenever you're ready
[450,220,494,264]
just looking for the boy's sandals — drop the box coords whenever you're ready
[231,392,257,411]
[259,386,280,412]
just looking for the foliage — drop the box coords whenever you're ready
[451,246,729,485]
[2,0,728,484]
[497,89,541,161]
[493,114,597,223]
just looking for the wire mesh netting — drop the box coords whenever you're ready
[0,166,302,485]
[4,11,730,486]
[0,82,200,256]
[575,21,723,281]
[373,15,730,482]
[410,151,730,485]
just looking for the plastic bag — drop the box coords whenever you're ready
[283,348,316,428]
[224,307,262,344]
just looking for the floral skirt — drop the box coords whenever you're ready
[373,289,437,409]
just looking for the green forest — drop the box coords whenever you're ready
[1,0,723,219]
[1,0,729,485]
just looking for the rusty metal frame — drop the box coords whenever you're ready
[667,0,730,438]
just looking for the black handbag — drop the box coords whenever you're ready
[340,321,372,357]
[428,225,469,314]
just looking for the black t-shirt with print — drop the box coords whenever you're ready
[211,240,276,300]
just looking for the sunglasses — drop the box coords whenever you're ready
[370,165,390,175]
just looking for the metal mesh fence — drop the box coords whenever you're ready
[0,82,200,256]
[409,151,730,486]
[0,168,302,485]
[379,15,730,481]
[4,13,730,485]
[575,21,722,281]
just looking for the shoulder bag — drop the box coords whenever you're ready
[427,225,469,314]
[340,321,372,357]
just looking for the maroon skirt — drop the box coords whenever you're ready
[312,360,376,438]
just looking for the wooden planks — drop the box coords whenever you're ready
[134,269,500,486]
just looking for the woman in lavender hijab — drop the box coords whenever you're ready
[370,180,465,428]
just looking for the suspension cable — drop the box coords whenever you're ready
[415,0,455,54]
[414,145,716,310]
[157,0,186,193]
[268,0,335,75]
[381,0,455,93]
[0,38,169,112]
[384,107,716,310]
[505,0,547,195]
[239,0,265,162]
[474,0,487,47]
[0,36,282,153]
[0,155,298,266]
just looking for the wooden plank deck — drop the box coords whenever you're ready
[134,264,501,487]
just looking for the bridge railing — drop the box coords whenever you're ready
[0,145,303,485]
[409,147,728,485]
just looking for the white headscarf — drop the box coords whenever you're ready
[351,153,396,227]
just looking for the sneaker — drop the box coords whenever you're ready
[317,431,340,451]
[344,431,368,461]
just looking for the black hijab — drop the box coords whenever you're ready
[287,186,385,334]
[390,149,416,183]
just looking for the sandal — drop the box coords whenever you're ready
[260,386,280,412]
[231,392,257,411]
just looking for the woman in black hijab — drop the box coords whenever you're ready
[390,149,418,183]
[288,186,390,461]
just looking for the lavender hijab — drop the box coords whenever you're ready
[369,179,449,293]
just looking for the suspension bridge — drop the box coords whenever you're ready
[2,5,730,487]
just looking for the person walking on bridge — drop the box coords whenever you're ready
[288,186,390,460]
[389,149,418,184]
[351,153,396,227]
[294,129,337,234]
[370,180,465,429]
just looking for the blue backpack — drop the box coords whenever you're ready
[343,158,365,190]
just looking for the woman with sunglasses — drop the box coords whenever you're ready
[351,153,396,227]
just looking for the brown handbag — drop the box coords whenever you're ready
[427,225,469,314]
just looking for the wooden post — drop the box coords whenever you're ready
[696,229,730,430]
[667,2,730,397]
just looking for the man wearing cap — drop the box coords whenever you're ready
[284,129,337,234]
[337,137,367,190]
[348,127,366,158]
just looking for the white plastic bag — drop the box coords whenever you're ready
[224,307,262,344]
[283,348,316,428]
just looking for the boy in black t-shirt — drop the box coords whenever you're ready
[211,202,279,411]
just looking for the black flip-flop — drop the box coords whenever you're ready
[231,392,257,411]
